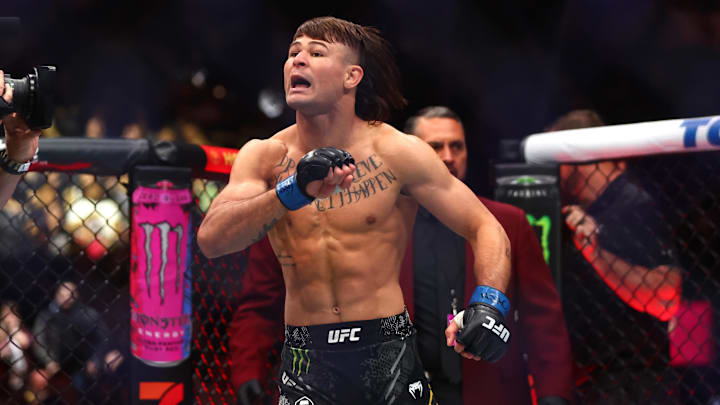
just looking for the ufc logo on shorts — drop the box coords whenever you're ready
[281,371,297,387]
[327,327,361,344]
[481,316,510,343]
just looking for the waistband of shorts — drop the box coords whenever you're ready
[285,309,413,349]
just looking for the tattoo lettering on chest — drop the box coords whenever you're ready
[315,154,397,212]
[274,155,296,184]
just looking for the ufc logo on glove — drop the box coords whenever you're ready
[482,316,510,343]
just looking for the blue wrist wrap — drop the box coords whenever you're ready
[276,175,313,210]
[470,286,511,318]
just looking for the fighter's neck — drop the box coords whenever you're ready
[295,109,365,150]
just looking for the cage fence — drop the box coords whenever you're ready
[0,149,718,404]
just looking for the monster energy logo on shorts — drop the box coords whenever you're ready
[291,347,311,376]
[526,214,551,264]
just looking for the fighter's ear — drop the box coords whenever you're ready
[344,65,364,90]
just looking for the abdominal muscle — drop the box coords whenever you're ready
[269,201,413,326]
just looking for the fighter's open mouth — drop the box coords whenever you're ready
[291,77,311,88]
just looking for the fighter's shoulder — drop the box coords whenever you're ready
[236,127,295,164]
[229,127,295,183]
[372,124,434,164]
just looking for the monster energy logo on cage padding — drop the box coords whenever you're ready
[290,347,311,376]
[140,221,184,305]
[526,214,551,264]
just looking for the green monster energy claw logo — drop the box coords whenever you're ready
[526,214,551,264]
[291,348,311,376]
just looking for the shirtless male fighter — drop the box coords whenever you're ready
[198,16,512,405]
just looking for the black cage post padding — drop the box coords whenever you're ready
[494,163,563,293]
[34,138,154,175]
[31,138,214,178]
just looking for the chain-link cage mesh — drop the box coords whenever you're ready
[2,151,719,404]
[189,179,246,405]
[0,172,130,404]
[561,151,720,404]
[189,178,283,404]
[0,174,269,405]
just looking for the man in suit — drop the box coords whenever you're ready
[229,106,572,405]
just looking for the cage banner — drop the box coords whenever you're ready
[129,166,193,405]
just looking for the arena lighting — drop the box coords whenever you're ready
[258,88,284,118]
[191,70,206,88]
[212,85,227,99]
[62,185,127,260]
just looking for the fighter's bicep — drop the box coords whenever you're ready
[210,139,282,208]
[210,179,269,211]
[409,175,487,239]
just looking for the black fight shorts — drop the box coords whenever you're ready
[278,310,437,405]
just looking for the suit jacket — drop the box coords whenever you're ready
[229,197,573,404]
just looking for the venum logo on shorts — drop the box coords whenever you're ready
[481,316,510,343]
[294,396,315,405]
[408,381,423,399]
[327,327,361,344]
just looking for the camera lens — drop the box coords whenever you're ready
[5,74,34,120]
[4,66,55,129]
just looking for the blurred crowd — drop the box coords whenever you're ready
[1,2,719,193]
[1,282,125,404]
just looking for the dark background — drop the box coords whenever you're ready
[2,0,720,194]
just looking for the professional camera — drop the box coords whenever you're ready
[4,65,56,130]
[0,17,57,130]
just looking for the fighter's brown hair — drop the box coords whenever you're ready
[293,17,407,123]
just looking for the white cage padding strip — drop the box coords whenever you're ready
[523,115,720,164]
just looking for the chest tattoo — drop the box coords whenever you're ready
[315,154,398,212]
[272,153,398,212]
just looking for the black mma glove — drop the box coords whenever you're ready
[275,147,354,210]
[455,285,511,363]
[237,379,265,405]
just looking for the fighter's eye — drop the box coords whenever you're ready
[311,52,323,57]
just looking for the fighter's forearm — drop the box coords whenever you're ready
[0,170,22,209]
[585,247,681,320]
[469,222,511,293]
[198,189,287,258]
